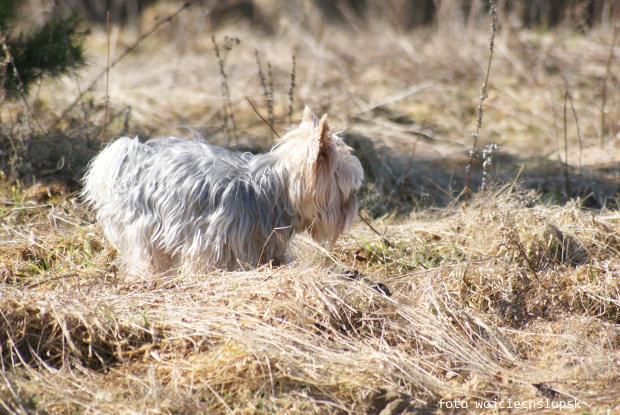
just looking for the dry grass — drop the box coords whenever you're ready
[1,184,619,414]
[1,2,620,414]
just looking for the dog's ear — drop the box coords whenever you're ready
[301,106,319,128]
[317,114,331,163]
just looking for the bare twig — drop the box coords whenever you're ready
[357,213,392,247]
[288,55,296,124]
[101,11,111,150]
[246,96,280,139]
[464,0,497,207]
[211,31,238,147]
[254,50,274,141]
[561,91,571,198]
[566,92,583,176]
[267,62,274,133]
[26,273,78,289]
[399,122,422,202]
[600,22,619,146]
[0,31,8,102]
[358,81,434,114]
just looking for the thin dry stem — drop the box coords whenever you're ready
[288,55,296,124]
[566,92,583,176]
[101,11,110,150]
[267,62,274,133]
[399,131,420,202]
[561,91,571,198]
[600,22,619,146]
[464,0,497,207]
[245,96,280,139]
[211,31,238,147]
[254,50,274,140]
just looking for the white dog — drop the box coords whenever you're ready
[83,107,363,275]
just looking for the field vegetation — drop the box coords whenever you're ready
[1,0,619,413]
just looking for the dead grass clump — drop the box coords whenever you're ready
[0,227,114,287]
[348,188,620,327]
[0,298,138,370]
[0,185,619,411]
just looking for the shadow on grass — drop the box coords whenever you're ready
[1,130,618,214]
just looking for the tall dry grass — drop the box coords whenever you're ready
[1,185,619,413]
[1,1,620,414]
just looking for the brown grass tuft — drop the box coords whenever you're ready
[1,184,619,412]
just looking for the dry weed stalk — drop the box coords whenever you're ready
[101,11,110,149]
[480,142,501,192]
[0,35,8,103]
[0,28,48,137]
[600,22,619,146]
[464,0,497,207]
[254,50,274,140]
[288,55,296,124]
[399,129,421,202]
[267,62,274,127]
[245,96,280,139]
[211,32,239,147]
[566,92,583,175]
[560,91,572,198]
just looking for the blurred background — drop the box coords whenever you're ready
[21,0,620,30]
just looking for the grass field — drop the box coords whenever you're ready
[1,1,619,414]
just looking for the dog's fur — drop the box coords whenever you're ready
[83,107,363,275]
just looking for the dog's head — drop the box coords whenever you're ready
[273,107,364,244]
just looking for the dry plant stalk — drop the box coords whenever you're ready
[245,96,280,139]
[399,132,421,202]
[566,92,583,175]
[288,54,296,124]
[464,0,497,207]
[600,22,618,146]
[561,91,572,198]
[267,62,274,129]
[480,142,501,192]
[211,32,239,147]
[0,34,9,102]
[101,11,110,150]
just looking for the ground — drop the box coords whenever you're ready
[1,2,619,414]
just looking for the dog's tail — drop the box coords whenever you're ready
[82,136,152,208]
